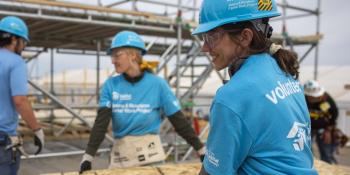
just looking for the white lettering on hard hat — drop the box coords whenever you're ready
[265,80,301,104]
[227,0,255,10]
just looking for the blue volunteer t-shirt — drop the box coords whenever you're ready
[99,72,181,138]
[0,48,28,136]
[203,53,318,175]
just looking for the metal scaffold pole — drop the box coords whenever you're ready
[176,2,182,98]
[174,0,183,163]
[314,0,321,80]
[282,0,287,47]
[49,48,55,132]
[50,48,54,95]
[96,40,101,102]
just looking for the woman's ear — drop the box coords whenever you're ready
[240,28,253,47]
[127,51,137,62]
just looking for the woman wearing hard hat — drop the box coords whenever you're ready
[304,80,339,164]
[192,0,317,174]
[79,31,205,173]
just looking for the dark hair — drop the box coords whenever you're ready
[0,31,13,47]
[221,20,299,79]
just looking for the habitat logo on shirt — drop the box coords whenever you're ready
[286,122,311,151]
[112,91,132,101]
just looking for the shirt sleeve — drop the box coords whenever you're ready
[85,107,112,156]
[203,101,253,175]
[99,79,112,108]
[159,79,181,116]
[10,59,28,96]
[325,93,338,125]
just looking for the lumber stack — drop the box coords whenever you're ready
[42,160,350,175]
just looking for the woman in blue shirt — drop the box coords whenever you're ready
[192,0,318,174]
[79,31,205,173]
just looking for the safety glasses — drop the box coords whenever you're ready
[201,28,242,50]
[111,51,127,60]
[201,29,225,50]
[22,39,28,46]
[18,38,27,46]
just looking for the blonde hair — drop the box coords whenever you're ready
[122,47,153,72]
[121,47,142,63]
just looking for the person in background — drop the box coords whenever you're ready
[192,0,317,174]
[304,80,339,164]
[79,31,205,173]
[0,16,45,175]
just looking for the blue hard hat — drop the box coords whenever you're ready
[0,16,29,41]
[192,0,281,35]
[108,31,146,55]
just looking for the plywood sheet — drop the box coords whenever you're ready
[44,160,350,175]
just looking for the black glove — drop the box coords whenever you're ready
[79,153,94,174]
[200,154,205,162]
[79,160,92,174]
[34,128,44,155]
[197,146,206,162]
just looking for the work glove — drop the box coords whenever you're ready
[79,153,94,174]
[197,146,206,162]
[34,128,45,155]
[200,154,205,162]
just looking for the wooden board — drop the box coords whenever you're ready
[16,0,160,19]
[157,163,200,175]
[43,160,350,175]
[314,159,350,175]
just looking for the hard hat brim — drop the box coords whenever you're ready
[192,20,223,35]
[304,87,325,97]
[0,28,29,42]
[107,46,146,55]
[192,12,281,35]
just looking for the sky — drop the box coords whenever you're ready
[273,0,350,66]
[26,0,350,78]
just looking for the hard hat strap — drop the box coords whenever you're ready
[250,18,272,38]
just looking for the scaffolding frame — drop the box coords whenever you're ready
[0,0,322,161]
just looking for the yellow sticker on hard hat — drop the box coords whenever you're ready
[258,0,273,11]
